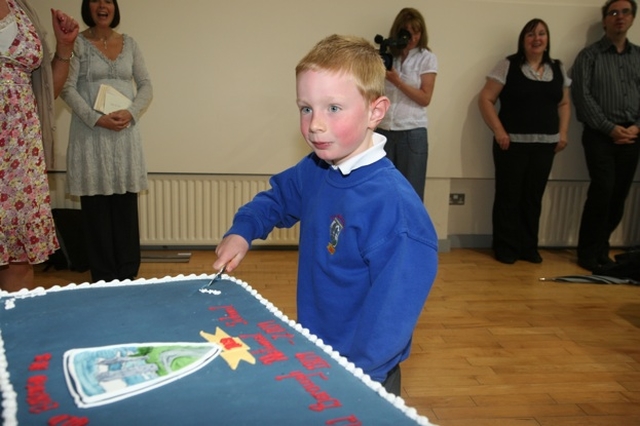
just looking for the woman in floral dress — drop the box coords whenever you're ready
[0,0,77,291]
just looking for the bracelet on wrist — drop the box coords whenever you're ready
[54,51,74,62]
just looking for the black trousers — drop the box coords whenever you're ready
[492,141,556,259]
[378,127,428,201]
[381,364,401,396]
[80,192,141,283]
[577,126,640,262]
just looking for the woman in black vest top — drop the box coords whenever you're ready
[478,18,571,264]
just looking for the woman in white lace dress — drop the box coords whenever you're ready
[61,0,152,283]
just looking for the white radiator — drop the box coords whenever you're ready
[46,174,300,247]
[539,181,640,247]
[47,174,638,248]
[138,175,299,246]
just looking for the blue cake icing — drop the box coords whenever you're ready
[0,275,436,425]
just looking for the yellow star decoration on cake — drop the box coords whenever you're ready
[200,327,256,370]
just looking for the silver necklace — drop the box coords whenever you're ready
[90,28,112,50]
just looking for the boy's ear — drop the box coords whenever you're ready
[369,96,390,128]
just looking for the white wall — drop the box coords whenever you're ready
[32,0,640,246]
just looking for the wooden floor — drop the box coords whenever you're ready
[34,248,640,426]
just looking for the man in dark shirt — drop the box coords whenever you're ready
[571,0,640,271]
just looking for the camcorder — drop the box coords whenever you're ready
[374,29,411,70]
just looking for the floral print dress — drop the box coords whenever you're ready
[0,0,58,265]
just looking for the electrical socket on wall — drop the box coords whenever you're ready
[449,193,465,205]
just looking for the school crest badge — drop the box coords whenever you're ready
[327,215,344,255]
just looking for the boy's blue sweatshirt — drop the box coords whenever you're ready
[227,153,438,382]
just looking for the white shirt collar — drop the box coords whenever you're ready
[330,132,387,175]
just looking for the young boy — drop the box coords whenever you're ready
[214,34,438,396]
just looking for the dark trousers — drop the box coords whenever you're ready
[378,128,428,201]
[492,141,556,259]
[80,192,141,283]
[577,127,640,262]
[381,364,401,396]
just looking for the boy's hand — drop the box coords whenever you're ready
[213,234,249,273]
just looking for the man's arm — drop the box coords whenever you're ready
[571,49,615,136]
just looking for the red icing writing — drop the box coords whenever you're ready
[25,353,90,423]
[326,415,362,426]
[48,414,90,426]
[296,352,331,371]
[209,305,247,326]
[257,320,294,344]
[240,333,288,365]
[26,375,59,414]
[28,353,52,371]
[275,370,341,412]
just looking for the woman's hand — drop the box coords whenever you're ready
[110,110,133,127]
[96,110,132,131]
[386,68,435,107]
[50,9,78,54]
[555,131,568,153]
[385,68,402,86]
[494,130,510,150]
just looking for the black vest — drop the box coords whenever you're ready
[498,57,563,136]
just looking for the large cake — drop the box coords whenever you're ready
[0,274,436,425]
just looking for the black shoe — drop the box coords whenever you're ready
[597,256,615,266]
[495,254,517,264]
[520,251,543,264]
[577,258,599,272]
